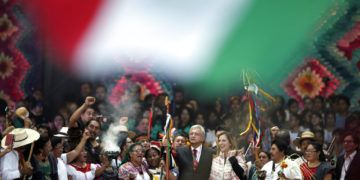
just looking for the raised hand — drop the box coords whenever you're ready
[84,96,96,106]
[119,117,128,125]
[82,129,91,140]
[100,154,110,168]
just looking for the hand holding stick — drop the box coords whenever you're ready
[22,142,35,179]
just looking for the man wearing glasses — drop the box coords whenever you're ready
[335,132,360,180]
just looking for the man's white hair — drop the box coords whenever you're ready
[190,124,205,137]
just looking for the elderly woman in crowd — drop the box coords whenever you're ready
[118,143,151,180]
[209,132,247,180]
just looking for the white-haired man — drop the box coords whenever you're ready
[174,124,214,180]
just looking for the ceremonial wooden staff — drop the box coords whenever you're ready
[147,99,154,139]
[23,142,35,180]
[164,97,172,180]
[5,107,9,129]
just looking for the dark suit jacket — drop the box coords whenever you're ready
[174,145,214,180]
[335,151,360,180]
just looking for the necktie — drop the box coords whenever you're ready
[193,149,198,172]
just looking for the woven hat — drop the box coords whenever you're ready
[1,128,40,149]
[293,131,315,147]
[15,107,29,118]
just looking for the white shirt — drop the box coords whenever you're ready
[67,163,98,180]
[57,153,68,180]
[294,156,306,166]
[134,172,151,180]
[191,145,202,161]
[340,151,357,180]
[261,159,302,180]
[0,150,21,180]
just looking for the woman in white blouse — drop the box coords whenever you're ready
[66,146,109,179]
[209,132,247,180]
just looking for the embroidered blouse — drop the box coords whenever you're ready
[66,163,99,180]
[118,161,150,180]
[209,150,248,180]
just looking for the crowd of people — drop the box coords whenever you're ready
[0,81,359,180]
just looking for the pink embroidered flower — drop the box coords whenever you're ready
[283,59,339,103]
[292,67,324,98]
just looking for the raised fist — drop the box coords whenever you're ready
[84,96,96,106]
[82,129,91,140]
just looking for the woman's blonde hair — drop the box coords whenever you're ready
[216,131,237,155]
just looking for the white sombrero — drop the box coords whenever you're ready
[1,128,40,149]
[54,127,69,138]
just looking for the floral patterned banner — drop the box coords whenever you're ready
[283,59,339,102]
[284,0,360,107]
[0,0,30,102]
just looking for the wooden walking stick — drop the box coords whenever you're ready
[22,142,35,180]
[164,97,171,180]
[147,99,154,139]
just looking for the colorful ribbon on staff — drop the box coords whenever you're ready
[240,71,275,147]
[161,97,173,180]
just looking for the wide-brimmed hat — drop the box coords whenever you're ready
[54,127,69,138]
[1,128,40,149]
[293,131,315,147]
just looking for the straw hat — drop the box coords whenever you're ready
[15,107,29,118]
[293,131,315,147]
[1,128,40,149]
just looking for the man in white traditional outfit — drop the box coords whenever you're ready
[261,139,302,180]
[0,128,40,179]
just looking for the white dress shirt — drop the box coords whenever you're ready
[191,145,202,161]
[0,150,21,180]
[57,153,68,180]
[340,151,357,180]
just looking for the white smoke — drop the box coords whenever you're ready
[101,117,129,152]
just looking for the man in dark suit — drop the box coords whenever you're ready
[335,132,360,180]
[174,124,214,180]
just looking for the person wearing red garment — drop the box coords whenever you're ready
[300,142,332,180]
